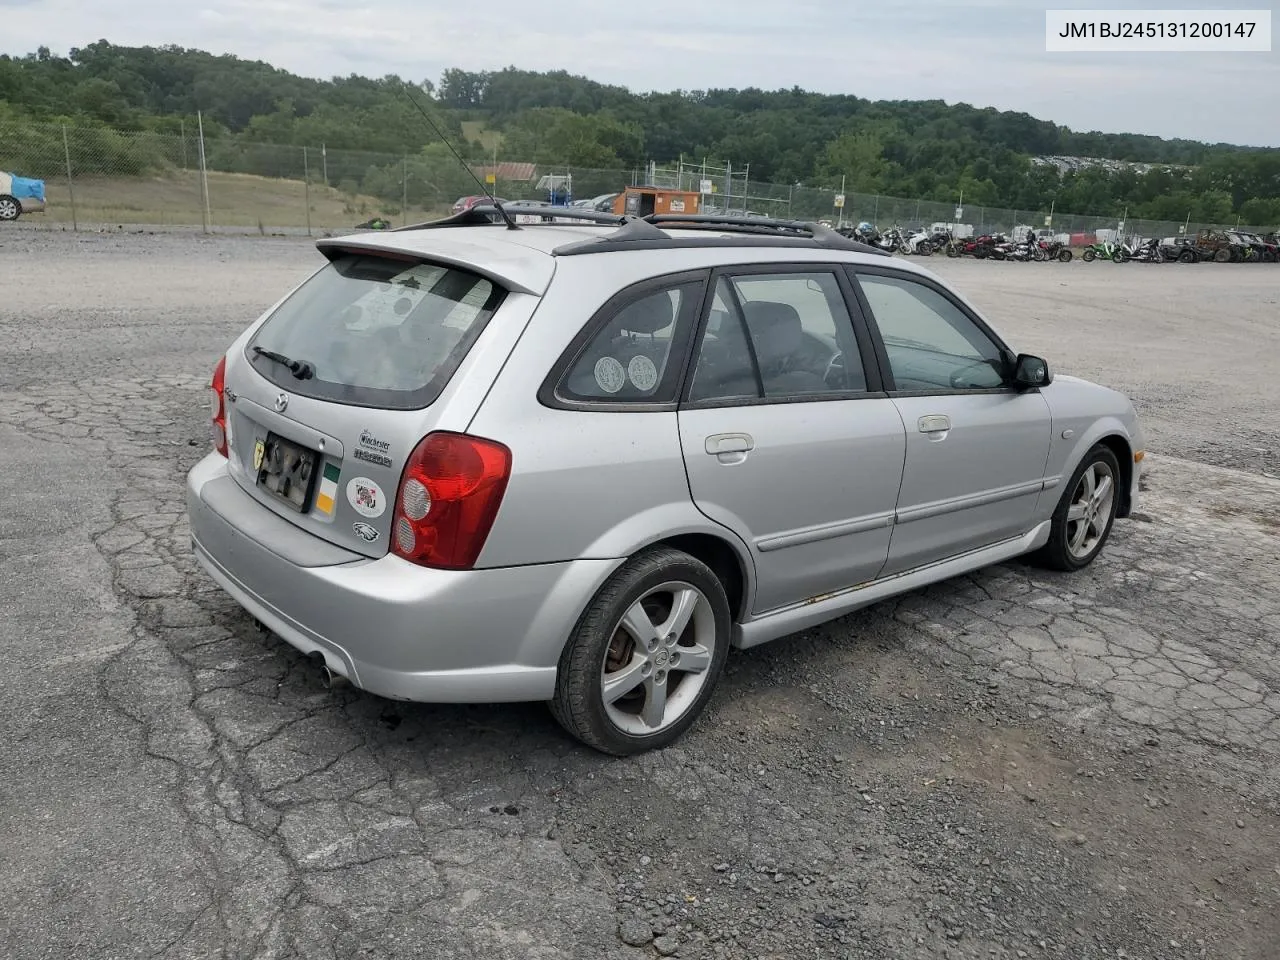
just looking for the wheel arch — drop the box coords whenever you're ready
[652,532,752,623]
[1094,434,1134,517]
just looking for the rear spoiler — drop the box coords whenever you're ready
[314,238,545,296]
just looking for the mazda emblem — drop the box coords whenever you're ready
[274,392,289,413]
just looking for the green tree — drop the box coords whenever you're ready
[816,131,887,193]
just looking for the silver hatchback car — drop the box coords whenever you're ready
[188,208,1145,755]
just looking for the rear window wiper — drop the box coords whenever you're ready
[253,345,315,380]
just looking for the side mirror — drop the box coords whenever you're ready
[1011,353,1052,389]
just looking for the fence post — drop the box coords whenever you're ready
[402,157,409,226]
[61,125,78,232]
[302,146,312,236]
[197,110,211,234]
[180,119,188,170]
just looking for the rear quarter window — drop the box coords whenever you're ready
[550,278,705,406]
[247,254,505,410]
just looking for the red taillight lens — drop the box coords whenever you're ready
[210,355,228,457]
[391,432,511,570]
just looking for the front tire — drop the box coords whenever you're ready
[1058,249,1073,262]
[0,196,20,221]
[1082,248,1096,262]
[1029,444,1122,572]
[549,548,731,755]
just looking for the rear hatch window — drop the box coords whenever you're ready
[247,254,506,410]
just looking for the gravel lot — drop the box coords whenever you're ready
[1,230,1277,960]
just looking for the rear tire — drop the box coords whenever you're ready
[1028,444,1122,572]
[549,547,731,755]
[0,196,20,222]
[1179,250,1195,263]
[1082,249,1096,262]
[1058,249,1073,262]
[1214,248,1231,263]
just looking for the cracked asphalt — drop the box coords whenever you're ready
[1,231,1277,960]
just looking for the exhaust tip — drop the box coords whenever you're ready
[309,651,350,690]
[322,664,350,690]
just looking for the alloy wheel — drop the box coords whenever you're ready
[1065,462,1116,560]
[600,581,717,735]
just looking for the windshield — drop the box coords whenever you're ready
[247,254,505,410]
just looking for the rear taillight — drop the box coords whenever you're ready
[210,355,228,457]
[391,432,511,570]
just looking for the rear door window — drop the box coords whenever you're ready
[247,255,505,410]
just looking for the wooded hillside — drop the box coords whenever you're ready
[2,42,1278,224]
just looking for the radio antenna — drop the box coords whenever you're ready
[397,81,519,230]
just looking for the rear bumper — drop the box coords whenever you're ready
[187,453,621,702]
[19,197,46,214]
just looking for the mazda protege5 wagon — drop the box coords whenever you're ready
[187,206,1145,755]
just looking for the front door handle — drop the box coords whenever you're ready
[705,433,754,464]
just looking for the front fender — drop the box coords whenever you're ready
[1042,414,1140,519]
[1038,376,1145,520]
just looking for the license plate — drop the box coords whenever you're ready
[255,433,317,512]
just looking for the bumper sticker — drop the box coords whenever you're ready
[315,462,341,516]
[346,476,386,518]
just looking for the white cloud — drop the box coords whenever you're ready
[2,0,1277,145]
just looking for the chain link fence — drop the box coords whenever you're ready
[1,120,1274,244]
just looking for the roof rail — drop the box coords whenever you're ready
[388,205,892,259]
[394,203,630,231]
[643,214,889,255]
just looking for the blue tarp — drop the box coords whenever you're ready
[10,175,45,202]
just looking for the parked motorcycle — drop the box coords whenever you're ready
[950,233,1002,258]
[1123,238,1167,263]
[1001,236,1046,262]
[874,226,907,254]
[1037,239,1074,262]
[903,228,935,255]
[1081,240,1126,263]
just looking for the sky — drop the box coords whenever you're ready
[2,0,1278,147]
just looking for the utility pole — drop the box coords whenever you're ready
[197,110,211,233]
[61,125,78,231]
[303,146,312,237]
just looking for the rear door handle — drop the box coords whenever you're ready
[706,433,754,454]
[917,415,951,433]
[705,433,754,463]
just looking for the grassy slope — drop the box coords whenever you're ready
[461,121,503,154]
[31,169,451,229]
